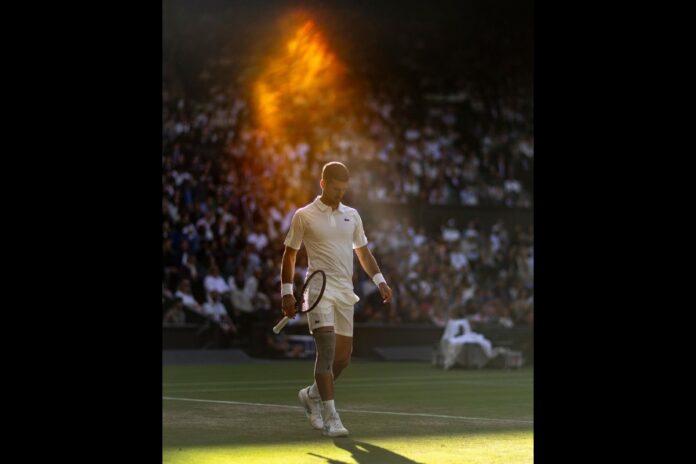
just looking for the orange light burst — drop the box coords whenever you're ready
[253,19,347,143]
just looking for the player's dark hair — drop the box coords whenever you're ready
[321,161,350,183]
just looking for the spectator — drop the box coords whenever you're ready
[203,291,237,335]
[228,267,258,314]
[163,298,187,325]
[204,263,231,297]
[175,279,203,314]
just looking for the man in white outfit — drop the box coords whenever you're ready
[281,161,393,437]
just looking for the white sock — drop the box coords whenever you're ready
[308,382,320,398]
[322,399,337,417]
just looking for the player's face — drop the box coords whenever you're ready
[323,179,349,204]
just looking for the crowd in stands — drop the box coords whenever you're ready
[162,4,533,349]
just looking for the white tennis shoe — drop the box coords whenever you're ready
[322,412,349,437]
[298,387,324,430]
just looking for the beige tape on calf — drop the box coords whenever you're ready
[314,331,336,375]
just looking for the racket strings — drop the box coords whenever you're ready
[301,272,325,312]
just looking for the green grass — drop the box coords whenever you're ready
[163,360,533,463]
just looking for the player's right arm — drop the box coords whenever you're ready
[281,246,298,318]
[281,209,305,318]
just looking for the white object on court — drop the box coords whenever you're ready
[322,412,349,437]
[298,387,324,430]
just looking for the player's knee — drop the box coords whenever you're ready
[314,330,336,375]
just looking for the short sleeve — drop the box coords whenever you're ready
[283,210,305,250]
[352,211,368,249]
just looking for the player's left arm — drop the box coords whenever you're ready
[354,245,393,303]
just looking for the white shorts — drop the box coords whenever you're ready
[307,288,359,337]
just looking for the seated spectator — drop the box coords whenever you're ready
[228,267,258,314]
[163,297,187,325]
[203,291,237,335]
[204,263,231,296]
[175,279,203,314]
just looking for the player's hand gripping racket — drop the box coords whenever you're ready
[273,270,326,334]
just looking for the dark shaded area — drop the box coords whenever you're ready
[309,438,424,464]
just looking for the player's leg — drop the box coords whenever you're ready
[304,299,352,436]
[300,295,349,436]
[306,297,337,400]
[311,325,348,436]
[312,326,336,400]
[333,334,353,381]
[298,298,335,430]
[333,299,355,381]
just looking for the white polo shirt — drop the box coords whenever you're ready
[284,196,368,293]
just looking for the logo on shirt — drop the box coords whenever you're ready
[344,218,350,221]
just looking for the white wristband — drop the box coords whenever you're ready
[281,283,294,296]
[372,273,386,286]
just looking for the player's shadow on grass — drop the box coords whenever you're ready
[308,438,422,464]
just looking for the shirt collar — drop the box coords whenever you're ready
[313,196,346,213]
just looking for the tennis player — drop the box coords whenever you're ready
[280,161,393,437]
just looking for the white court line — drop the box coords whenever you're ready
[162,396,533,425]
[165,378,532,394]
[163,374,532,388]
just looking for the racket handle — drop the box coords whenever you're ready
[273,316,290,334]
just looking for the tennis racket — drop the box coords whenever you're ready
[273,270,327,334]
